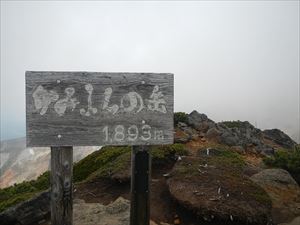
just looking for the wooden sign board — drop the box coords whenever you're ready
[26,72,174,147]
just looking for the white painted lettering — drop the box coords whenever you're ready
[32,85,59,115]
[54,87,79,116]
[147,85,167,113]
[80,84,97,116]
[120,92,144,113]
[103,87,119,114]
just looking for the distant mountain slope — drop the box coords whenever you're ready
[0,138,99,188]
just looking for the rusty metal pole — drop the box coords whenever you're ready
[130,145,151,225]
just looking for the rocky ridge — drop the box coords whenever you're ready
[175,110,297,155]
[1,111,299,225]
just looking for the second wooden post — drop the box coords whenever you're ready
[130,145,151,225]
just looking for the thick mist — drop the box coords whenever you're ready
[1,1,299,142]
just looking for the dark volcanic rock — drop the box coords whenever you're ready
[219,130,240,146]
[187,110,216,133]
[217,121,263,148]
[263,129,297,149]
[0,191,50,225]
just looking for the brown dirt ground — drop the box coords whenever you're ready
[74,163,203,225]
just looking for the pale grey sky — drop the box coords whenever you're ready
[1,1,299,142]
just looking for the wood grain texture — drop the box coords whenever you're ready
[26,72,174,147]
[130,146,151,225]
[50,146,73,225]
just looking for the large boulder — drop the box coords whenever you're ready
[263,129,297,149]
[251,169,300,224]
[187,111,216,133]
[167,153,272,225]
[219,130,240,146]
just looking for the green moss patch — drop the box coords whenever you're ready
[87,151,131,181]
[174,112,189,126]
[197,144,246,169]
[0,171,50,212]
[151,144,188,162]
[88,144,188,181]
[74,146,131,182]
[220,120,250,129]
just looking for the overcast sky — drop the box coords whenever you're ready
[1,1,299,142]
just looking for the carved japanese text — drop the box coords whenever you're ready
[32,84,168,116]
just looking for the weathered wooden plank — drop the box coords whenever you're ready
[26,72,174,147]
[50,146,73,225]
[130,146,151,225]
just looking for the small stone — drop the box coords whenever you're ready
[150,220,158,225]
[160,222,171,225]
[174,218,180,225]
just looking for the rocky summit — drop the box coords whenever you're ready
[0,111,299,225]
[176,111,297,155]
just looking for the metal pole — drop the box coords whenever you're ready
[50,146,73,225]
[130,145,151,225]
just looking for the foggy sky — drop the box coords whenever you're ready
[1,1,299,142]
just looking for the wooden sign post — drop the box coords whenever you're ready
[50,146,73,225]
[26,72,174,225]
[130,146,151,225]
